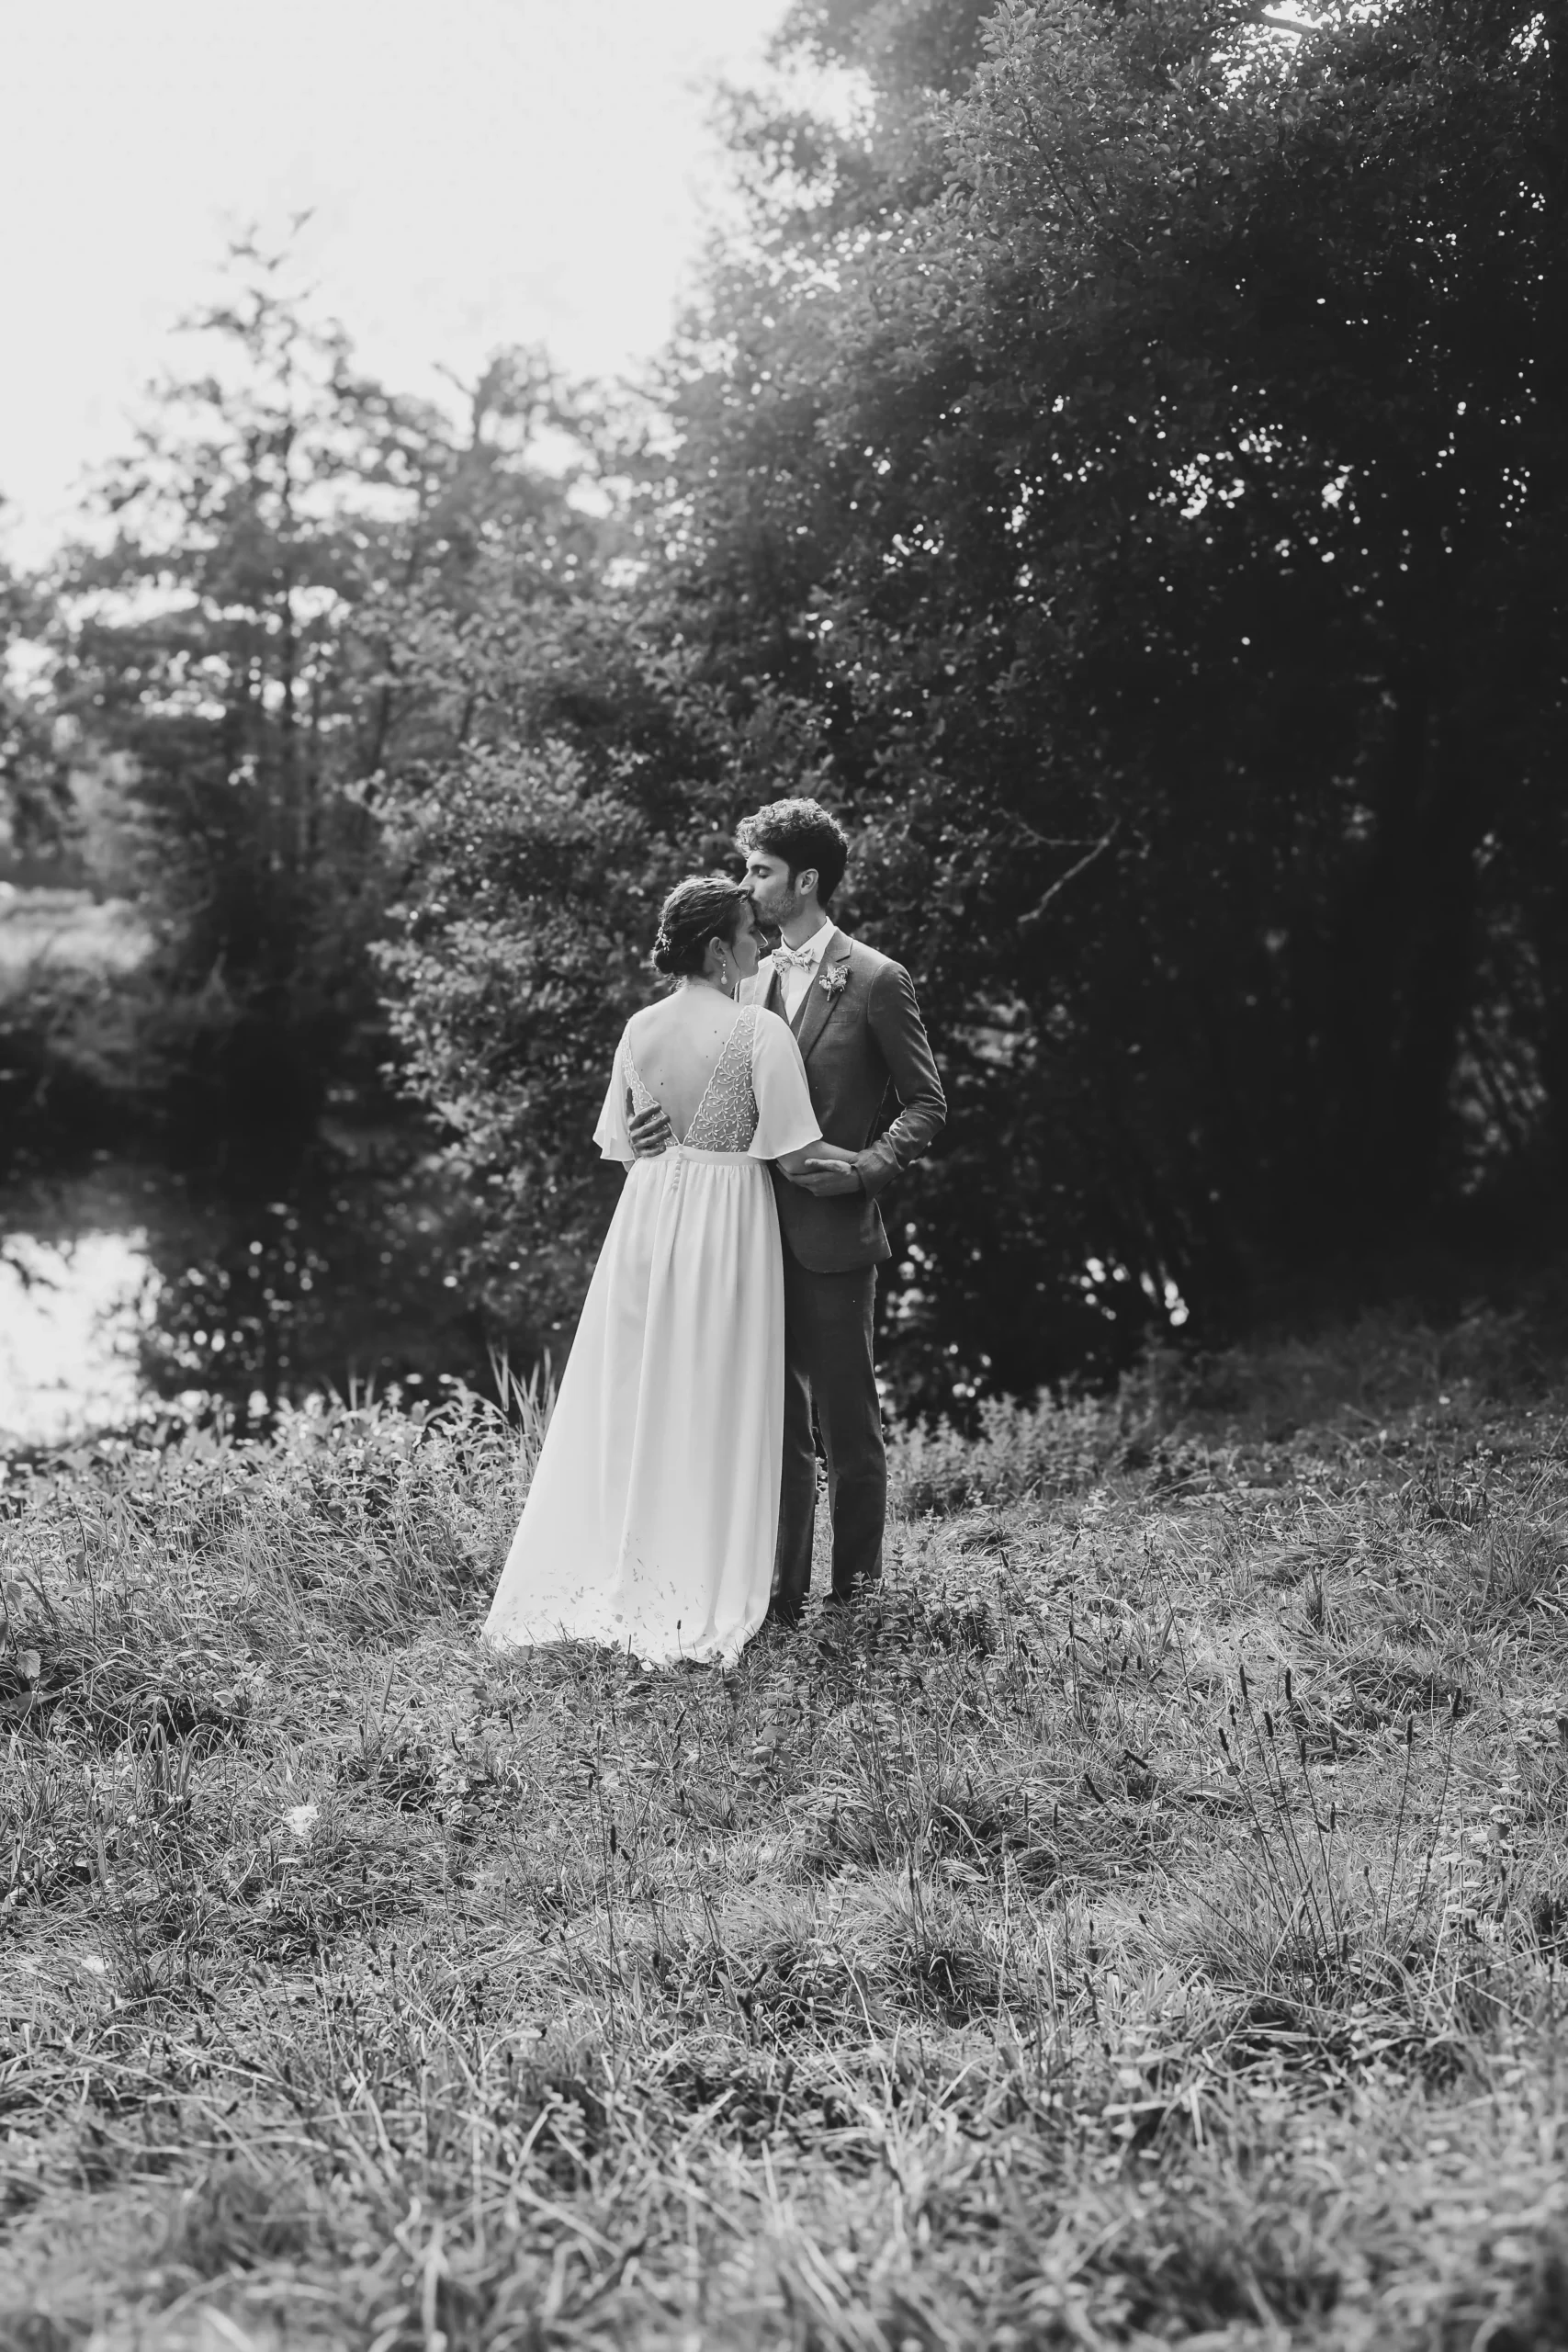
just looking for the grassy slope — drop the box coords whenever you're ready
[5,1317,1568,2349]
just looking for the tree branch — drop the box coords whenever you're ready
[1019,822,1121,932]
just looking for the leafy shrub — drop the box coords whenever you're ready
[889,1387,1122,1514]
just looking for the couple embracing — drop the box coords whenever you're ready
[482,799,946,1667]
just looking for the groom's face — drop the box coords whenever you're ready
[741,848,801,934]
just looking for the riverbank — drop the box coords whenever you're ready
[5,1317,1568,2346]
[0,886,152,981]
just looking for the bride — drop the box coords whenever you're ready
[481,874,857,1667]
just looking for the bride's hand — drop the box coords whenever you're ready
[779,1138,863,1196]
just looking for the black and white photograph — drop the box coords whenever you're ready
[2,0,1566,2338]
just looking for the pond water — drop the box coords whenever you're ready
[0,1229,152,1445]
[1,882,523,1449]
[0,1145,506,1452]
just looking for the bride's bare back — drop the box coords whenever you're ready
[626,992,749,1141]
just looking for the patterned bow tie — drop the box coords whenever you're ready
[773,944,822,972]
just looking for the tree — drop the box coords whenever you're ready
[44,236,600,1128]
[646,0,1568,1395]
[370,510,766,1341]
[0,554,72,876]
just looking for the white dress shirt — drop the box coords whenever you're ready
[774,918,836,1022]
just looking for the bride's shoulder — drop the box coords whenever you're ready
[749,1005,803,1057]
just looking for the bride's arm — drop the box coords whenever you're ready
[775,1136,859,1183]
[750,1015,861,1184]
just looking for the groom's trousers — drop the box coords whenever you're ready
[773,1247,885,1619]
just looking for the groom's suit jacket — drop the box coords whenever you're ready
[742,929,946,1273]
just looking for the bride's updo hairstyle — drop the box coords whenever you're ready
[652,874,749,977]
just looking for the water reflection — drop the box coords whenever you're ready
[0,1231,153,1445]
[0,1147,503,1449]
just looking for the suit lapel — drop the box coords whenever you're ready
[793,929,852,1065]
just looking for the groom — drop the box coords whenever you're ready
[737,798,946,1623]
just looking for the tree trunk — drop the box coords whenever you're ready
[1320,673,1483,1238]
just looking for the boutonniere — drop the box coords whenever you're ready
[820,965,849,998]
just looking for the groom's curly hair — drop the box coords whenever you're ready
[736,797,850,902]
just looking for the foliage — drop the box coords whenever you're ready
[640,0,1568,1397]
[0,560,73,876]
[0,965,153,1172]
[376,741,680,1339]
[369,482,764,1332]
[39,237,602,1130]
[6,1328,1568,2340]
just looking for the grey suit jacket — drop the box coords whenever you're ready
[742,929,946,1272]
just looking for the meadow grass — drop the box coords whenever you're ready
[5,1313,1568,2347]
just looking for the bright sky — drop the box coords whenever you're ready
[0,0,788,564]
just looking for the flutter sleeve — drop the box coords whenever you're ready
[592,1031,637,1166]
[747,1010,822,1161]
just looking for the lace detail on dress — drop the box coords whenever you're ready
[686,1009,761,1151]
[625,1008,760,1155]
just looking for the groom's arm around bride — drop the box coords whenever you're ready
[772,952,942,1193]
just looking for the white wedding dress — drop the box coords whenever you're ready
[481,1004,820,1666]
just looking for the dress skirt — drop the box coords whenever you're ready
[481,1144,784,1667]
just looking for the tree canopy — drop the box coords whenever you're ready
[654,0,1567,1390]
[30,241,601,1126]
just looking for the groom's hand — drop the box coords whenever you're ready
[790,1158,863,1197]
[628,1105,674,1157]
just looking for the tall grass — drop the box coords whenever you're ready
[6,1328,1568,2344]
